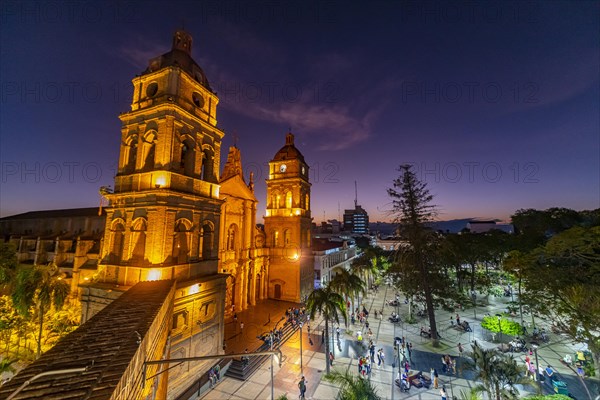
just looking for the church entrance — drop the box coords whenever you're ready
[274,284,281,299]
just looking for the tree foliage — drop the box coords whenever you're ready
[12,263,70,359]
[387,164,454,343]
[465,344,526,400]
[324,370,381,400]
[0,242,19,290]
[305,285,346,374]
[481,315,523,336]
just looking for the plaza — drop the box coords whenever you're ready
[204,283,592,399]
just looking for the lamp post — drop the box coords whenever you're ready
[392,350,397,400]
[497,315,502,342]
[270,330,275,400]
[531,341,540,383]
[299,322,304,375]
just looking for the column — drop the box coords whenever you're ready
[249,262,256,306]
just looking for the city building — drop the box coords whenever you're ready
[343,204,369,234]
[312,238,358,288]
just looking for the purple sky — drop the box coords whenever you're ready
[1,1,599,222]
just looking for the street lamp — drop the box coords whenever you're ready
[270,330,275,400]
[299,322,304,375]
[392,349,397,400]
[531,341,540,383]
[497,315,502,342]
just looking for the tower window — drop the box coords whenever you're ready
[146,82,158,97]
[192,92,204,108]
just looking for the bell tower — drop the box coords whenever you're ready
[82,31,228,397]
[98,30,224,283]
[264,132,313,302]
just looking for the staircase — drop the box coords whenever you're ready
[225,316,306,380]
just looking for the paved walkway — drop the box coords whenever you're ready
[202,285,594,399]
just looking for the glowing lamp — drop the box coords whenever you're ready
[148,269,161,281]
[155,175,166,188]
[189,283,200,295]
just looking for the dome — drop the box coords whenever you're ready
[272,132,306,162]
[142,30,212,91]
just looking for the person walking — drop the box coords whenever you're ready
[440,385,447,400]
[456,313,460,326]
[298,376,307,399]
[433,369,439,389]
[458,342,464,357]
[329,351,335,366]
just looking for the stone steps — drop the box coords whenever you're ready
[225,316,306,381]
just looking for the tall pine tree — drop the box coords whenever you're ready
[388,164,442,345]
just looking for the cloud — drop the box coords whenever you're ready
[114,33,169,70]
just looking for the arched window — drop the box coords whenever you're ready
[180,139,196,176]
[173,220,191,264]
[142,132,157,170]
[273,230,279,247]
[130,218,147,263]
[283,229,291,246]
[227,224,238,251]
[126,138,138,173]
[110,220,125,264]
[201,149,214,181]
[305,194,310,210]
[285,191,292,209]
[201,222,214,259]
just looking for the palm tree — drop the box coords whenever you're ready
[306,285,346,374]
[329,268,366,326]
[466,344,499,399]
[493,354,527,400]
[466,344,526,400]
[324,370,381,400]
[12,263,70,359]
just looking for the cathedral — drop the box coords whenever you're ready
[0,30,314,399]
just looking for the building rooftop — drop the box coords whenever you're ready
[0,207,105,221]
[272,132,306,163]
[0,280,174,400]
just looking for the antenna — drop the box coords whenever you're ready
[338,202,341,221]
[354,181,358,208]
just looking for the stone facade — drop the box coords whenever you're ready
[263,133,313,303]
[80,30,229,399]
[0,30,314,398]
[219,146,270,318]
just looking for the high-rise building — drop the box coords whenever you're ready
[343,205,369,234]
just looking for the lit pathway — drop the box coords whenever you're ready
[204,285,592,399]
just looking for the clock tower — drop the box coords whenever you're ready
[264,132,313,302]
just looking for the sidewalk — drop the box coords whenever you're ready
[203,285,592,399]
